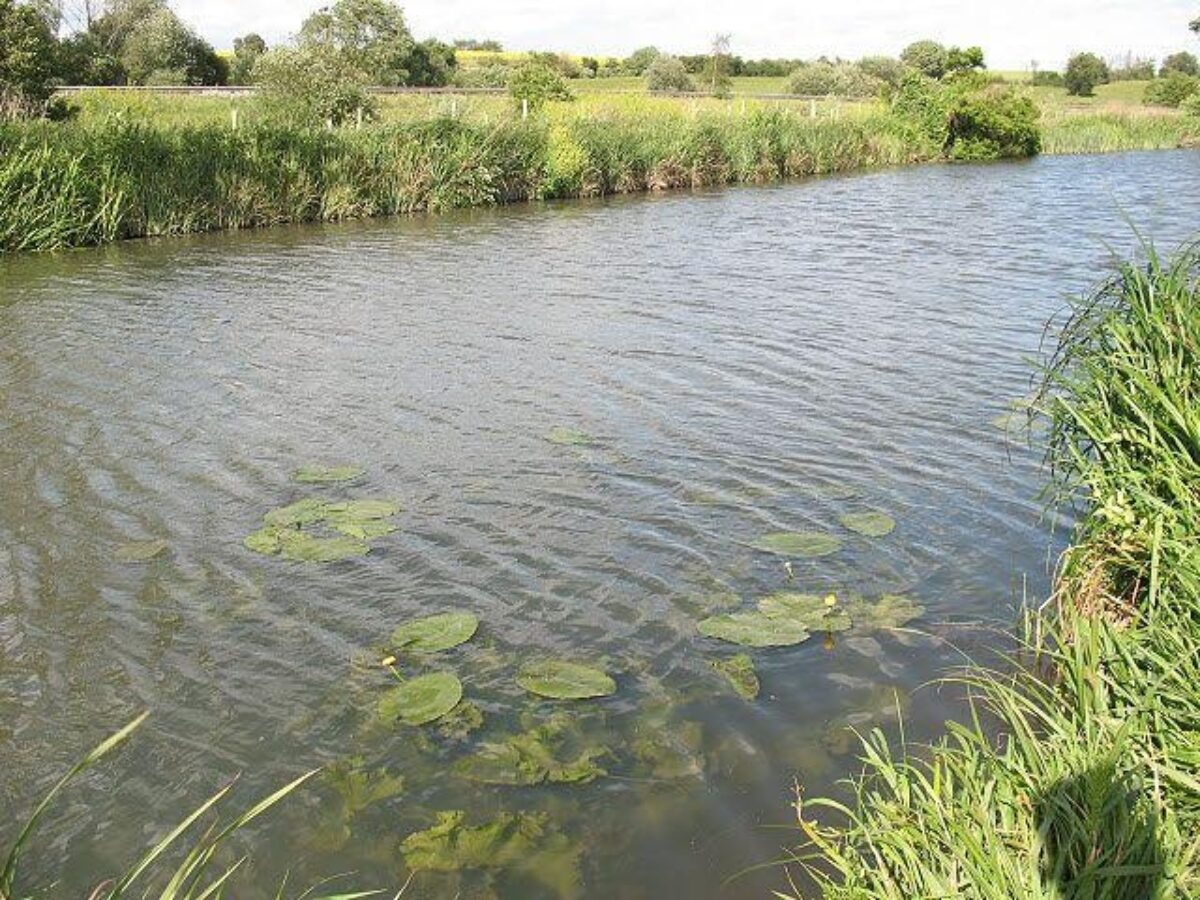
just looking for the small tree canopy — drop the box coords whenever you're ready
[645,55,694,93]
[901,40,948,79]
[1160,51,1199,77]
[299,0,414,85]
[507,61,572,109]
[0,0,58,115]
[1064,52,1109,96]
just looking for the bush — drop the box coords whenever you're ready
[623,46,660,76]
[0,0,58,117]
[253,46,374,126]
[788,62,883,97]
[507,62,573,110]
[946,85,1041,159]
[1144,72,1200,107]
[645,55,695,93]
[1031,70,1064,87]
[453,63,511,89]
[900,40,948,79]
[857,55,906,88]
[1160,51,1199,77]
[1182,91,1200,117]
[1064,52,1109,96]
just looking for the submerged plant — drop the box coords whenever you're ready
[454,714,610,785]
[710,654,760,700]
[292,464,366,484]
[113,539,170,563]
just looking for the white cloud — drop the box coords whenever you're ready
[176,0,1199,71]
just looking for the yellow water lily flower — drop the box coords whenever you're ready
[381,655,397,667]
[824,593,838,607]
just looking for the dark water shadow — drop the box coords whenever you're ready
[1036,762,1166,899]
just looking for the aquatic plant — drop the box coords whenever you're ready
[390,612,479,653]
[292,464,366,484]
[838,510,896,537]
[698,610,811,647]
[709,654,760,699]
[376,671,463,726]
[786,241,1200,898]
[516,660,616,699]
[244,496,399,562]
[113,539,170,562]
[0,714,377,900]
[454,714,610,785]
[544,425,595,446]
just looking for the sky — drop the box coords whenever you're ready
[174,0,1199,71]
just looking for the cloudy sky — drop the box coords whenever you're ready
[175,0,1198,71]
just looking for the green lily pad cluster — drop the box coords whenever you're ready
[454,714,610,786]
[245,497,400,562]
[401,810,581,898]
[699,592,924,649]
[377,612,479,728]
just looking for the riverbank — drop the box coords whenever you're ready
[791,242,1200,897]
[2,96,1195,253]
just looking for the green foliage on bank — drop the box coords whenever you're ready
[788,242,1200,899]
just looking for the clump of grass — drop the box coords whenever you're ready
[784,242,1200,898]
[0,714,380,900]
[1040,110,1199,154]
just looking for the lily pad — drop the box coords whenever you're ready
[544,426,595,447]
[263,498,329,527]
[276,530,370,563]
[326,499,401,521]
[698,611,811,647]
[329,519,397,540]
[850,594,926,630]
[401,810,580,898]
[751,531,843,558]
[243,527,281,555]
[710,654,759,700]
[517,660,616,700]
[455,716,609,785]
[390,612,479,654]
[758,592,852,632]
[114,539,170,563]
[377,672,463,726]
[839,511,896,538]
[292,465,366,484]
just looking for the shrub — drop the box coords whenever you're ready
[946,85,1041,159]
[645,55,695,93]
[1031,70,1064,87]
[1160,51,1199,77]
[1182,91,1200,117]
[253,46,374,126]
[890,71,951,147]
[507,62,573,110]
[1064,52,1109,96]
[1144,72,1200,107]
[624,46,660,76]
[900,40,948,79]
[945,45,985,74]
[0,0,59,118]
[452,63,511,88]
[788,62,884,97]
[857,55,906,87]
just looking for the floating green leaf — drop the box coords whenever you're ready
[390,612,479,653]
[698,611,811,647]
[263,498,329,527]
[276,530,370,563]
[544,426,595,447]
[839,511,896,538]
[329,519,397,540]
[750,531,842,557]
[517,660,616,700]
[114,539,170,563]
[850,594,926,630]
[243,527,281,555]
[326,499,401,521]
[401,811,580,898]
[377,672,463,726]
[454,715,609,785]
[710,654,760,700]
[292,465,366,484]
[758,592,852,632]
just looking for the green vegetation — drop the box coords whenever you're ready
[788,242,1200,899]
[0,715,371,900]
[645,55,695,93]
[1065,52,1110,97]
[515,660,616,699]
[1145,71,1200,108]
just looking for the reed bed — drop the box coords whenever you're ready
[788,242,1200,899]
[1041,110,1199,155]
[0,109,925,252]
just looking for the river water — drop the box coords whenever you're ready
[1,150,1197,898]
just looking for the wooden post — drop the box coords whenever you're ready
[326,117,333,131]
[230,107,238,130]
[522,98,528,120]
[809,99,816,119]
[356,106,363,129]
[451,98,458,118]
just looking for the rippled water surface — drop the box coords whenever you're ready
[2,150,1198,898]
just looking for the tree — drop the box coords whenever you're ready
[901,40,948,78]
[1064,52,1109,96]
[624,46,659,75]
[857,55,906,87]
[299,0,414,85]
[89,0,225,85]
[229,32,266,84]
[645,54,694,92]
[404,38,455,86]
[0,0,57,116]
[507,61,572,110]
[1160,51,1199,76]
[253,45,373,125]
[707,33,732,97]
[946,45,985,74]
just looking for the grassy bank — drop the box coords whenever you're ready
[790,243,1200,898]
[0,110,924,252]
